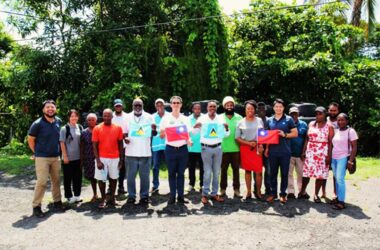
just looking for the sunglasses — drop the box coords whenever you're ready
[171,102,181,104]
[134,104,142,107]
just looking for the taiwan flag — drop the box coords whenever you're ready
[165,124,189,142]
[258,129,279,144]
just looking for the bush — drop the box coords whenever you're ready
[0,139,30,156]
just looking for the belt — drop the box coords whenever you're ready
[166,144,187,150]
[201,143,221,148]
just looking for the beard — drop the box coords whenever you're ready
[44,113,56,118]
[224,108,234,116]
[115,110,122,115]
[329,113,338,119]
[134,110,142,116]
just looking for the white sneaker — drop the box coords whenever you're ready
[67,197,76,204]
[73,196,82,203]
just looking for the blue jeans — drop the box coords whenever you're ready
[126,157,151,199]
[165,145,189,199]
[331,157,347,202]
[201,145,223,196]
[152,150,165,189]
[268,153,291,197]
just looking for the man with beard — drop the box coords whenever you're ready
[112,99,128,195]
[28,100,65,218]
[93,109,124,208]
[124,98,156,204]
[322,102,340,200]
[219,96,243,198]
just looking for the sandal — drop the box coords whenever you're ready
[245,195,252,201]
[333,202,346,210]
[90,195,99,203]
[210,195,225,202]
[329,197,339,205]
[314,196,322,203]
[297,192,310,200]
[201,196,209,205]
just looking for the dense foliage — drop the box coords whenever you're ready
[0,0,379,155]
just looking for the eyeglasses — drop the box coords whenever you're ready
[209,105,217,108]
[171,102,181,105]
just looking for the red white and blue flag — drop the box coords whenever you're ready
[165,124,189,142]
[258,129,279,144]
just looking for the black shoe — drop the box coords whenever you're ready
[297,192,310,200]
[118,189,127,195]
[33,206,45,218]
[52,201,66,212]
[287,193,296,199]
[177,197,189,204]
[150,187,159,194]
[167,197,176,205]
[139,197,151,204]
[127,198,136,204]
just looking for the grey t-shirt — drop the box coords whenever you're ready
[59,124,81,161]
[235,117,264,141]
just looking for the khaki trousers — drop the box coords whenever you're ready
[287,156,303,194]
[32,157,62,208]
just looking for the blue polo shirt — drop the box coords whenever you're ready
[28,116,62,157]
[152,111,167,152]
[289,119,308,157]
[266,115,296,155]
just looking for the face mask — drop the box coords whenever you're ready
[224,108,234,115]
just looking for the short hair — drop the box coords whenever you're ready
[86,113,97,120]
[337,112,349,121]
[191,102,201,110]
[273,98,285,107]
[208,100,218,107]
[42,99,56,109]
[67,109,79,119]
[329,102,340,110]
[244,100,257,110]
[170,96,182,103]
[257,102,266,108]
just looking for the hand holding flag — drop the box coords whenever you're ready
[258,129,279,144]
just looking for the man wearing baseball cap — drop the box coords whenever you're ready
[219,96,243,198]
[151,98,167,193]
[287,107,308,199]
[112,98,128,195]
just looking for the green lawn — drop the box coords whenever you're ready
[0,154,378,181]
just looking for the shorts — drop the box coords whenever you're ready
[94,157,120,181]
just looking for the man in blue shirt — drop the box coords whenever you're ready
[287,107,308,199]
[151,98,167,193]
[28,100,65,218]
[265,99,298,204]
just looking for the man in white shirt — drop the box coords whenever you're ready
[124,98,156,204]
[194,101,229,204]
[112,99,128,195]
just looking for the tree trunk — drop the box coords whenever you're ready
[351,0,364,26]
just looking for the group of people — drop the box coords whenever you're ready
[27,97,358,218]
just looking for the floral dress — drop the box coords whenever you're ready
[303,122,330,179]
[81,128,95,180]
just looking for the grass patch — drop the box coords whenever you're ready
[0,154,34,175]
[346,157,380,180]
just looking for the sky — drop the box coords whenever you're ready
[1,0,379,42]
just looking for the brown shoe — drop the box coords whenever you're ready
[280,196,287,204]
[201,196,209,205]
[266,195,276,203]
[210,195,225,202]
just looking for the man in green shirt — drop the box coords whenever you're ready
[220,96,242,198]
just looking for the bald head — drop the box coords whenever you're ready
[103,108,113,125]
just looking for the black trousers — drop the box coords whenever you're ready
[188,152,204,187]
[63,160,82,198]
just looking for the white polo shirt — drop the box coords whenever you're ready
[124,111,154,157]
[196,114,230,145]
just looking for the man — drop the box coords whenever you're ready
[287,107,308,199]
[92,109,124,208]
[220,96,242,198]
[323,102,340,199]
[28,100,65,218]
[195,101,229,204]
[112,99,128,195]
[124,98,156,204]
[257,102,271,196]
[151,98,167,194]
[187,102,204,192]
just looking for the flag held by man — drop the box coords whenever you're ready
[258,129,279,144]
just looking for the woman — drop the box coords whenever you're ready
[331,113,358,210]
[299,106,334,203]
[60,109,83,204]
[265,99,298,204]
[80,113,98,202]
[236,100,264,200]
[160,96,192,205]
